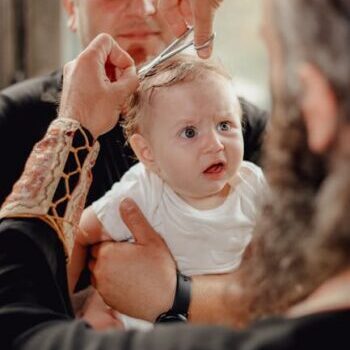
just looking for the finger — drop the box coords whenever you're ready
[180,0,193,26]
[78,33,117,83]
[83,33,115,66]
[119,198,160,245]
[106,40,139,94]
[192,0,222,58]
[111,65,139,98]
[90,273,97,288]
[88,257,96,271]
[192,5,214,58]
[83,33,135,86]
[108,39,135,71]
[96,36,137,88]
[90,242,110,259]
[158,0,188,37]
[88,257,98,287]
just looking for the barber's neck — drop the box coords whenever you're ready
[287,268,350,318]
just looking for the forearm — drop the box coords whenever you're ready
[189,272,248,328]
[69,241,88,293]
[0,118,99,258]
[0,119,100,346]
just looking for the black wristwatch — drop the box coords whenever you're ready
[155,271,192,323]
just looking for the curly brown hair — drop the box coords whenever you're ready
[230,0,350,324]
[122,54,235,140]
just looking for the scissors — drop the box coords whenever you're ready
[138,26,216,78]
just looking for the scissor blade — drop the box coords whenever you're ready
[138,27,194,78]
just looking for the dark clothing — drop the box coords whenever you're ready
[0,71,268,206]
[0,218,349,349]
[0,71,136,207]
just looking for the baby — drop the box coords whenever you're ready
[73,55,266,329]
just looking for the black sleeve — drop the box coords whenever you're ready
[0,219,74,348]
[0,83,56,205]
[0,219,247,350]
[1,219,345,349]
[0,76,136,209]
[18,323,245,350]
[239,98,269,166]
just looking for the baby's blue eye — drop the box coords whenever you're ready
[217,121,232,132]
[180,126,198,139]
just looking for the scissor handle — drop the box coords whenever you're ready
[138,27,215,78]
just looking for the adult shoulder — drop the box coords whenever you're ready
[0,71,62,204]
[0,70,61,126]
[0,71,62,137]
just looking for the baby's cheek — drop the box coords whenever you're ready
[167,163,193,189]
[232,138,244,159]
[157,149,195,185]
[227,142,244,172]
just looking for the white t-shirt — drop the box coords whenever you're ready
[92,160,266,276]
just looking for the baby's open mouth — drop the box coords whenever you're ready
[204,162,225,174]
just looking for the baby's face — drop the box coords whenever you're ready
[145,73,244,201]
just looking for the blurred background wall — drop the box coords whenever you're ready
[0,0,269,108]
[0,0,61,87]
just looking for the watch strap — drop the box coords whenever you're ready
[172,271,192,315]
[155,271,192,323]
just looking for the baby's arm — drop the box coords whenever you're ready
[68,206,111,293]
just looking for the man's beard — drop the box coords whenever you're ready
[228,0,350,326]
[230,82,330,323]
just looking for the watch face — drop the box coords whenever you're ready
[156,313,188,324]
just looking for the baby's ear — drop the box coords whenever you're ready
[129,134,157,171]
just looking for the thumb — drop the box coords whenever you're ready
[119,198,160,245]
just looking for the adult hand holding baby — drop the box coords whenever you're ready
[158,0,223,58]
[59,33,139,139]
[89,198,177,322]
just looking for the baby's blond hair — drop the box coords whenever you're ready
[122,54,236,140]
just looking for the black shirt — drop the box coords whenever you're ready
[0,218,349,349]
[0,71,268,206]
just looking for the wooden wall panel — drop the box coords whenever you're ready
[24,0,61,77]
[0,0,16,88]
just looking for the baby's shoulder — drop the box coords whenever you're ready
[237,161,265,184]
[228,161,267,205]
[120,162,163,188]
[120,162,147,180]
[225,162,267,219]
[119,162,164,201]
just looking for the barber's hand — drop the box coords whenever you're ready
[158,0,223,58]
[89,198,177,322]
[59,33,139,138]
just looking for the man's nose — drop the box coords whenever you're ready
[126,0,156,17]
[203,130,225,154]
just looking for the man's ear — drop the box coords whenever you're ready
[129,134,158,172]
[299,63,338,154]
[62,0,77,32]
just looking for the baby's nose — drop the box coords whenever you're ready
[203,131,225,154]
